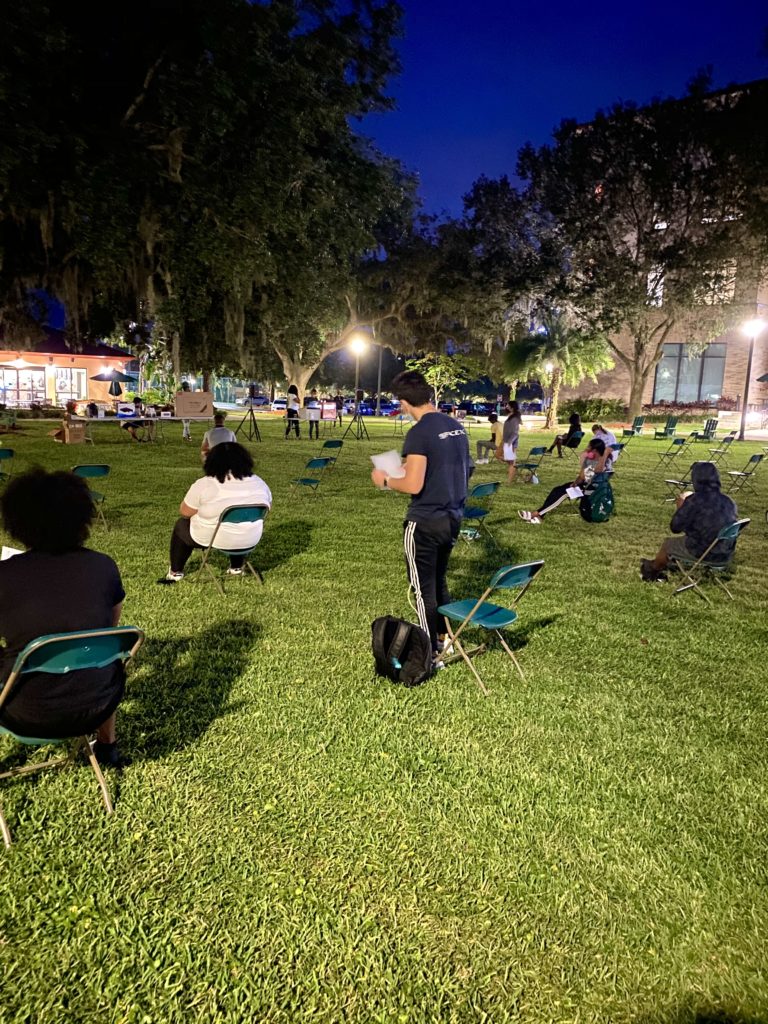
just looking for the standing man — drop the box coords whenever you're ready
[370,370,471,663]
[177,380,192,441]
[333,391,344,427]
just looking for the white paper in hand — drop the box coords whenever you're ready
[371,450,406,480]
[1,546,23,561]
[566,486,584,500]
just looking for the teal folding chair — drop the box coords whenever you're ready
[707,433,736,466]
[662,464,696,503]
[562,430,585,460]
[654,436,689,470]
[197,504,269,596]
[608,442,624,468]
[0,448,14,484]
[669,519,750,605]
[518,446,548,482]
[654,416,678,440]
[726,453,764,496]
[290,457,333,496]
[0,626,144,848]
[438,560,545,696]
[72,464,110,529]
[461,482,501,547]
[321,439,343,467]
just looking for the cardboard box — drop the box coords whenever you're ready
[50,420,86,444]
[174,391,214,418]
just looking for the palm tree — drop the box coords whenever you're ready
[503,310,613,428]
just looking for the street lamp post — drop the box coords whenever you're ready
[738,318,767,441]
[344,334,370,440]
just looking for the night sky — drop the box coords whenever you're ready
[364,0,768,215]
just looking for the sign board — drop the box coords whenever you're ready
[116,402,136,418]
[175,391,214,418]
[320,401,337,421]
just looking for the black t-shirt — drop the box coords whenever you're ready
[401,411,471,522]
[0,548,126,736]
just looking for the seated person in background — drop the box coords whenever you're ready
[200,412,236,463]
[121,396,145,442]
[161,441,272,583]
[592,422,617,459]
[548,412,582,457]
[0,470,127,765]
[640,462,737,582]
[519,438,610,524]
[475,413,503,464]
[86,401,99,418]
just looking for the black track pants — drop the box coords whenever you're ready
[403,516,460,652]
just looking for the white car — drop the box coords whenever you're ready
[271,398,287,413]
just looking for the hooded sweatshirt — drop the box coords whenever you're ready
[669,462,738,560]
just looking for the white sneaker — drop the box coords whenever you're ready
[476,458,488,465]
[226,567,244,576]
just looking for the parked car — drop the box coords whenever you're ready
[458,401,495,417]
[271,398,287,412]
[237,394,269,407]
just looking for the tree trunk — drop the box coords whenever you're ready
[202,371,212,393]
[627,369,648,419]
[545,367,562,430]
[275,354,316,404]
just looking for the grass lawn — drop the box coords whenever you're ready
[0,416,766,1024]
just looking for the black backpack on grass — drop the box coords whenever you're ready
[371,616,434,688]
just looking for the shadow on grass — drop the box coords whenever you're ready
[256,517,314,573]
[122,618,260,761]
[639,1008,767,1024]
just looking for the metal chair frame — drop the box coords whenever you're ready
[72,464,110,529]
[0,626,144,848]
[290,457,333,497]
[654,437,689,470]
[518,446,549,482]
[726,453,764,496]
[669,519,750,606]
[197,504,269,597]
[461,482,501,548]
[439,561,545,696]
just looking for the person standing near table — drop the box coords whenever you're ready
[370,370,471,663]
[285,384,301,439]
[177,381,192,441]
[305,388,320,440]
[333,392,344,426]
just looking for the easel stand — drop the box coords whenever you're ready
[235,407,262,442]
[343,414,370,441]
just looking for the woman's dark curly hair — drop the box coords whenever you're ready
[1,469,94,553]
[204,441,254,483]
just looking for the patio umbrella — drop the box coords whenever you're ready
[89,368,135,398]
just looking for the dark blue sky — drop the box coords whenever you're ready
[364,0,768,215]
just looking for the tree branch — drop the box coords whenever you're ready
[122,54,166,126]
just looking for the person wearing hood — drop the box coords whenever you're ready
[640,462,738,581]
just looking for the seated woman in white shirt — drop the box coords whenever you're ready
[160,442,272,583]
[200,412,237,463]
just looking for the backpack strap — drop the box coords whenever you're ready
[387,621,413,667]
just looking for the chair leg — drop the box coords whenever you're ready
[496,631,526,681]
[0,804,11,848]
[245,560,264,584]
[444,622,489,696]
[83,739,114,814]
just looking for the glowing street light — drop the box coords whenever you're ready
[738,317,767,441]
[344,331,371,440]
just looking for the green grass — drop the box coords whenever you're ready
[1,418,767,1024]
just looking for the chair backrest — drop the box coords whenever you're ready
[0,449,14,461]
[704,418,718,432]
[666,416,677,429]
[748,453,764,467]
[528,446,547,457]
[306,457,332,470]
[717,518,750,542]
[322,440,343,451]
[72,464,110,479]
[632,416,645,429]
[610,443,624,453]
[565,431,584,448]
[490,560,545,591]
[0,627,144,711]
[468,482,500,501]
[220,504,269,525]
[670,437,686,448]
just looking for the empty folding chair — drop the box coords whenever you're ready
[72,464,110,529]
[669,518,750,605]
[0,626,144,848]
[662,466,693,503]
[707,433,736,466]
[726,453,764,496]
[461,482,501,547]
[0,448,14,484]
[320,439,343,467]
[438,560,545,696]
[290,456,333,496]
[609,442,624,467]
[518,446,548,483]
[654,416,678,440]
[197,504,269,597]
[654,436,689,470]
